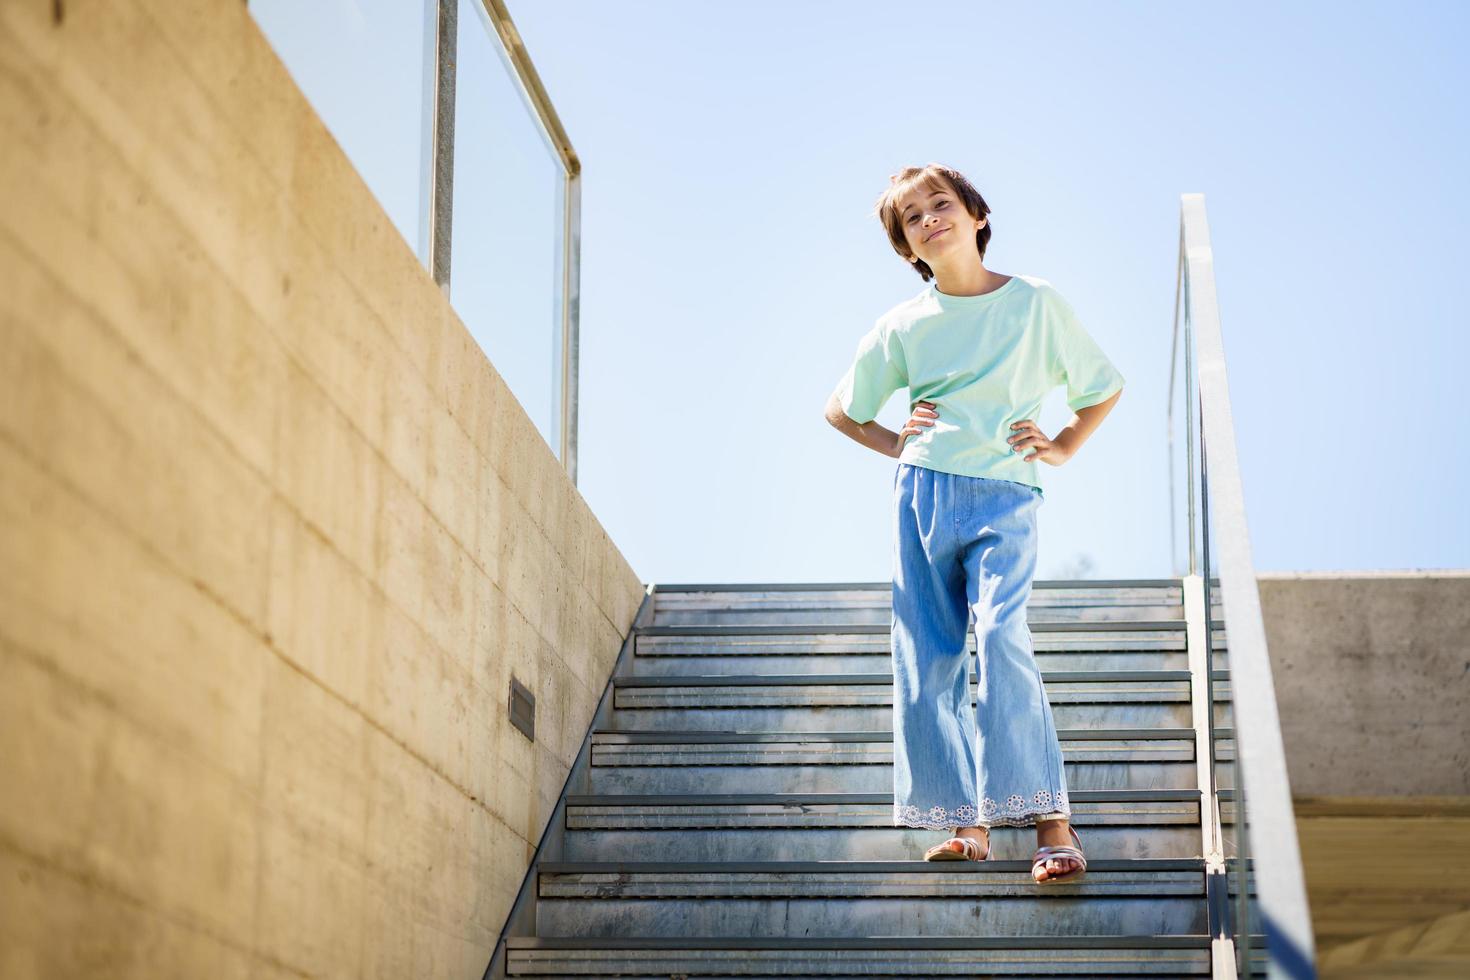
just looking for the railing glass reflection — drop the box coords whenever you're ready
[247,0,582,476]
[248,0,437,265]
[451,0,566,459]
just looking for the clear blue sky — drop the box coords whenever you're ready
[258,1,1470,583]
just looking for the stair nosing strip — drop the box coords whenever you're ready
[536,858,1206,874]
[612,669,1192,687]
[637,620,1189,636]
[562,789,1202,806]
[590,727,1197,743]
[504,933,1215,949]
[650,579,1191,593]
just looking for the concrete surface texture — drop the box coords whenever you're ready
[1258,571,1470,797]
[0,0,643,975]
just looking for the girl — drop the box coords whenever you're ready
[824,164,1125,884]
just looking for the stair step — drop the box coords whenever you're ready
[611,671,1207,734]
[633,635,1230,678]
[556,826,1203,863]
[629,649,1232,676]
[647,582,1212,629]
[614,705,1206,732]
[583,722,1223,799]
[612,676,1233,732]
[504,934,1215,976]
[558,790,1203,861]
[587,757,1206,796]
[564,789,1199,809]
[591,728,1196,764]
[613,671,1193,707]
[640,622,1227,646]
[638,626,1190,652]
[533,860,1206,938]
[635,624,1227,658]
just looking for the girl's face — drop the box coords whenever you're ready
[895,177,985,267]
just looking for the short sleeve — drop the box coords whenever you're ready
[835,321,908,424]
[1046,287,1125,412]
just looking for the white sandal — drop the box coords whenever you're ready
[1031,824,1087,884]
[923,833,989,862]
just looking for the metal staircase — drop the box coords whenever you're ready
[486,577,1272,977]
[485,196,1317,978]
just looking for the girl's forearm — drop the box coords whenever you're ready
[833,416,901,458]
[1051,389,1122,459]
[825,396,901,458]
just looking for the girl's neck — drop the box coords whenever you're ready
[932,259,1007,298]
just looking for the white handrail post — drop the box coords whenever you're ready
[1180,193,1317,979]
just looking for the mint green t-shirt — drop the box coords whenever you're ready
[835,274,1125,491]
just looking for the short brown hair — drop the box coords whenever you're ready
[873,164,992,282]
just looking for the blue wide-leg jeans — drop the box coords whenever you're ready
[890,462,1071,831]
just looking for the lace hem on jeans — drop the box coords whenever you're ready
[891,802,980,830]
[894,789,1070,830]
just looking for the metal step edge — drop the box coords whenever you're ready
[650,580,1196,593]
[503,936,1233,954]
[593,747,1194,765]
[636,639,1201,650]
[633,648,1198,659]
[504,932,1215,950]
[539,881,1205,898]
[500,939,1233,976]
[635,625,1193,640]
[536,858,1206,874]
[613,695,1196,709]
[563,789,1201,806]
[612,670,1193,687]
[651,591,1194,605]
[564,810,1201,829]
[590,727,1196,743]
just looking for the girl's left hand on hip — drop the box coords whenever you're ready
[1008,420,1071,466]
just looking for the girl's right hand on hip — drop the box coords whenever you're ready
[894,401,939,456]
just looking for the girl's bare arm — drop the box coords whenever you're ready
[825,393,937,459]
[1038,388,1123,463]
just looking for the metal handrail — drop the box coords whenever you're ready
[1169,194,1316,978]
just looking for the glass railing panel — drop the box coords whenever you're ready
[248,0,438,266]
[450,0,566,459]
[1167,252,1193,579]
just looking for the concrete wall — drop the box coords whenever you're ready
[1258,571,1470,797]
[1256,573,1469,964]
[0,1,644,976]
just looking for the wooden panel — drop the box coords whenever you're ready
[1298,797,1470,971]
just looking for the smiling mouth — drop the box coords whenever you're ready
[926,227,950,242]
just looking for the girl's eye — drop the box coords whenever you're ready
[906,200,949,224]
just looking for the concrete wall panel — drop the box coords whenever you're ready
[1260,572,1470,797]
[0,0,644,975]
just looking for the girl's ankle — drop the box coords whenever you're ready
[1035,818,1071,843]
